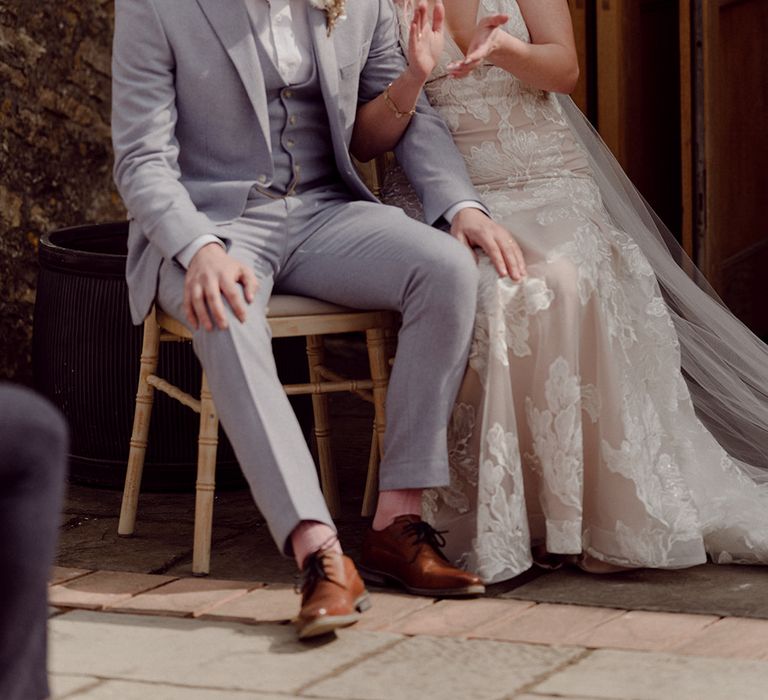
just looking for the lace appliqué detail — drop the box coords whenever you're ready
[525,357,584,517]
[470,260,554,382]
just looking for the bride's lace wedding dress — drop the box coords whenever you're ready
[384,0,768,583]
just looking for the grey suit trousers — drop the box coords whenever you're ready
[157,187,478,552]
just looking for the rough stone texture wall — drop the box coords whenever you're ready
[0,0,124,383]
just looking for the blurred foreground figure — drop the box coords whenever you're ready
[0,385,67,700]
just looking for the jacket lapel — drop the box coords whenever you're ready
[307,4,346,148]
[195,0,271,151]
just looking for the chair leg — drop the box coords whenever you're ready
[306,335,340,517]
[362,327,390,517]
[192,371,219,576]
[119,311,160,536]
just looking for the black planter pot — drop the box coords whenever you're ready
[33,222,312,492]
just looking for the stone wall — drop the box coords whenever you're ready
[0,0,124,383]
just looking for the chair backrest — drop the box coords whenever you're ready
[353,153,395,198]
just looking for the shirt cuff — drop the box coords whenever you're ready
[442,200,491,224]
[175,235,225,269]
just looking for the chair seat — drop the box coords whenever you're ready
[266,294,352,317]
[157,295,395,341]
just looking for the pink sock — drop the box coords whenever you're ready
[372,488,423,531]
[291,521,342,569]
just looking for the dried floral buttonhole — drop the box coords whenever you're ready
[309,0,347,34]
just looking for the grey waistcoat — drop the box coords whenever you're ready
[252,40,340,196]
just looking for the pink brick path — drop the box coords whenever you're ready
[49,567,768,660]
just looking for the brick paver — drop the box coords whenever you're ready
[382,597,534,637]
[471,602,624,645]
[200,583,298,624]
[108,577,260,618]
[671,616,768,660]
[48,571,176,610]
[354,591,436,631]
[569,609,720,651]
[50,566,92,586]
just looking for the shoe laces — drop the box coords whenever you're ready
[401,520,450,562]
[295,549,339,595]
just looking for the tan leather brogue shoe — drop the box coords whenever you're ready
[358,515,485,597]
[295,549,371,640]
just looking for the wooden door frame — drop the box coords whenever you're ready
[679,0,695,259]
[595,0,627,163]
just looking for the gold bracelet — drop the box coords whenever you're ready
[383,82,417,119]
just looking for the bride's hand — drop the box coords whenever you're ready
[447,14,509,78]
[406,0,445,82]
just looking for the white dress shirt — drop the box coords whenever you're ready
[245,0,313,85]
[176,0,483,269]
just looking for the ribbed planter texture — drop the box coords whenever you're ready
[32,222,294,491]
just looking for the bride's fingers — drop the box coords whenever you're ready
[461,38,494,64]
[484,13,509,28]
[463,47,488,64]
[411,3,425,36]
[432,0,445,33]
[418,1,429,29]
[448,57,482,77]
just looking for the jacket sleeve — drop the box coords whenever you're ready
[111,0,221,261]
[357,0,483,225]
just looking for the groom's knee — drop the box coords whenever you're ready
[424,238,478,307]
[408,238,478,342]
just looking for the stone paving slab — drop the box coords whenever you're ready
[515,696,611,700]
[49,571,176,610]
[107,577,260,617]
[534,648,768,700]
[50,674,101,698]
[50,610,400,694]
[515,696,608,700]
[506,564,768,619]
[53,678,292,699]
[306,635,584,700]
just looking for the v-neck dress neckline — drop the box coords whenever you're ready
[444,0,484,60]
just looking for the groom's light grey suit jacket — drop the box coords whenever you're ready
[112,0,481,324]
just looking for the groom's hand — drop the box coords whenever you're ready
[450,208,527,280]
[183,243,259,332]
